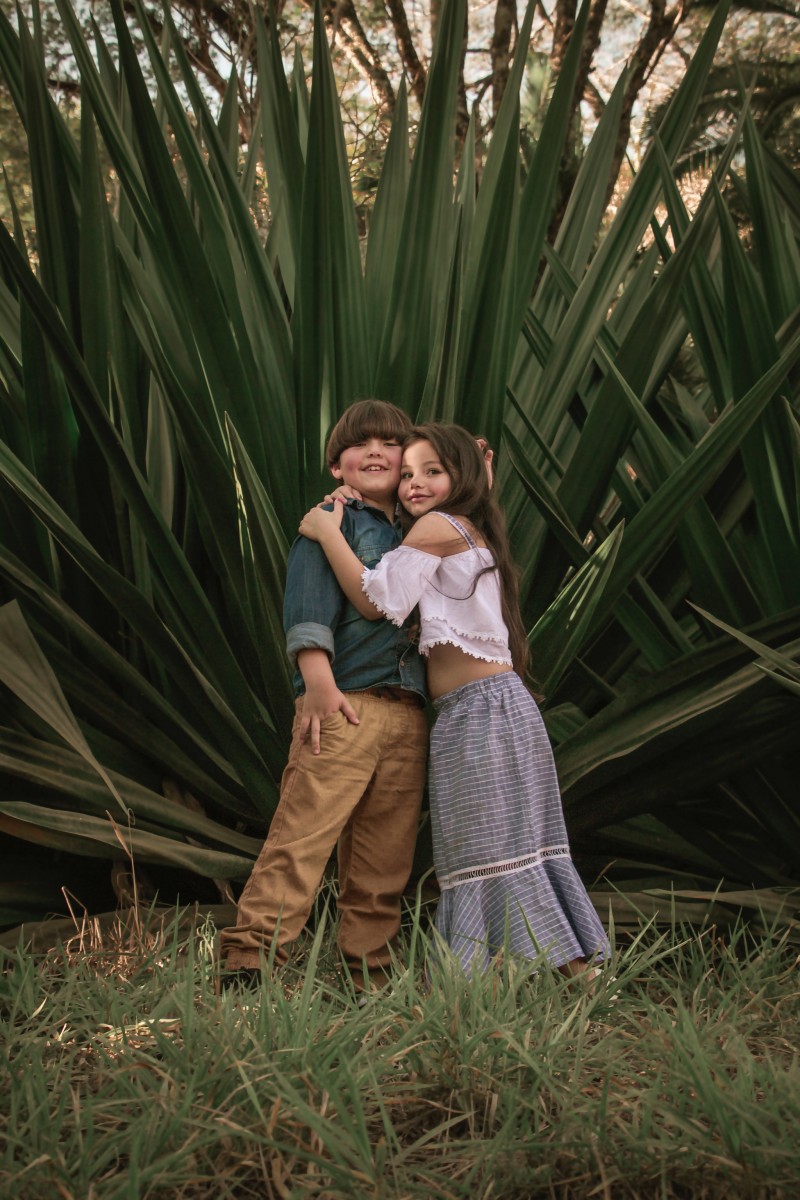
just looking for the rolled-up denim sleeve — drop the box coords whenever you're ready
[283,534,344,666]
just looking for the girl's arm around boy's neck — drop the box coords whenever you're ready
[298,503,383,619]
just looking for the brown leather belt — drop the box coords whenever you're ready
[359,686,425,708]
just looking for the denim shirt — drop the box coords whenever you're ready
[283,500,427,701]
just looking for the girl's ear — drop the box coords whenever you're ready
[330,463,343,480]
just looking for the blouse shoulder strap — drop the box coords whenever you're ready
[431,511,478,550]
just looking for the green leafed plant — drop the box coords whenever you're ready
[0,0,798,926]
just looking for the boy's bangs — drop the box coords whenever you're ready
[352,414,408,443]
[326,401,411,464]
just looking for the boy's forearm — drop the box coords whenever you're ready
[283,535,344,656]
[296,648,336,692]
[317,528,382,619]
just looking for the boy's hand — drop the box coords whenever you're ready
[299,500,345,544]
[299,679,359,755]
[320,484,362,505]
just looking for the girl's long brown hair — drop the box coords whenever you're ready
[403,423,530,679]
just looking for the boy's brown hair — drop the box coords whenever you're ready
[325,400,412,468]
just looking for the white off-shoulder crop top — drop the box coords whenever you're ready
[361,512,512,665]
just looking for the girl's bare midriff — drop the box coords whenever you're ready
[426,641,513,700]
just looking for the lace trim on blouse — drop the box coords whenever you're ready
[360,577,405,627]
[422,637,511,663]
[360,539,512,662]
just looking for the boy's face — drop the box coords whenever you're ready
[330,436,403,504]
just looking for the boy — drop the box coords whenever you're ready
[219,400,428,991]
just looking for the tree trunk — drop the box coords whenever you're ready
[323,0,396,117]
[548,0,606,237]
[384,0,427,110]
[456,6,470,146]
[490,0,517,116]
[606,0,685,205]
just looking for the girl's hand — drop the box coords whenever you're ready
[299,500,345,543]
[475,437,494,489]
[320,484,362,506]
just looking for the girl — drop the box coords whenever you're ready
[299,423,607,979]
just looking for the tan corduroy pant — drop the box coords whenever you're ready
[220,691,428,985]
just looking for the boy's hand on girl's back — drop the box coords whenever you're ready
[298,500,345,544]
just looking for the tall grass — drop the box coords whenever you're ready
[2,897,799,1198]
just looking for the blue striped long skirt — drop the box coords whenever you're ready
[429,672,608,976]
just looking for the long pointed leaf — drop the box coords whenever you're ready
[0,601,128,815]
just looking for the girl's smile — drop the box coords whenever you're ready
[398,440,453,515]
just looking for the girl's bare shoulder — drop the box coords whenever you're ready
[404,512,484,556]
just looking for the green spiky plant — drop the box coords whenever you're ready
[0,0,798,928]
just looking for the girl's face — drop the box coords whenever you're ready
[398,440,453,516]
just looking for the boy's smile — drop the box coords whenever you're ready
[331,437,403,512]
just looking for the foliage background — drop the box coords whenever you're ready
[0,0,799,929]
